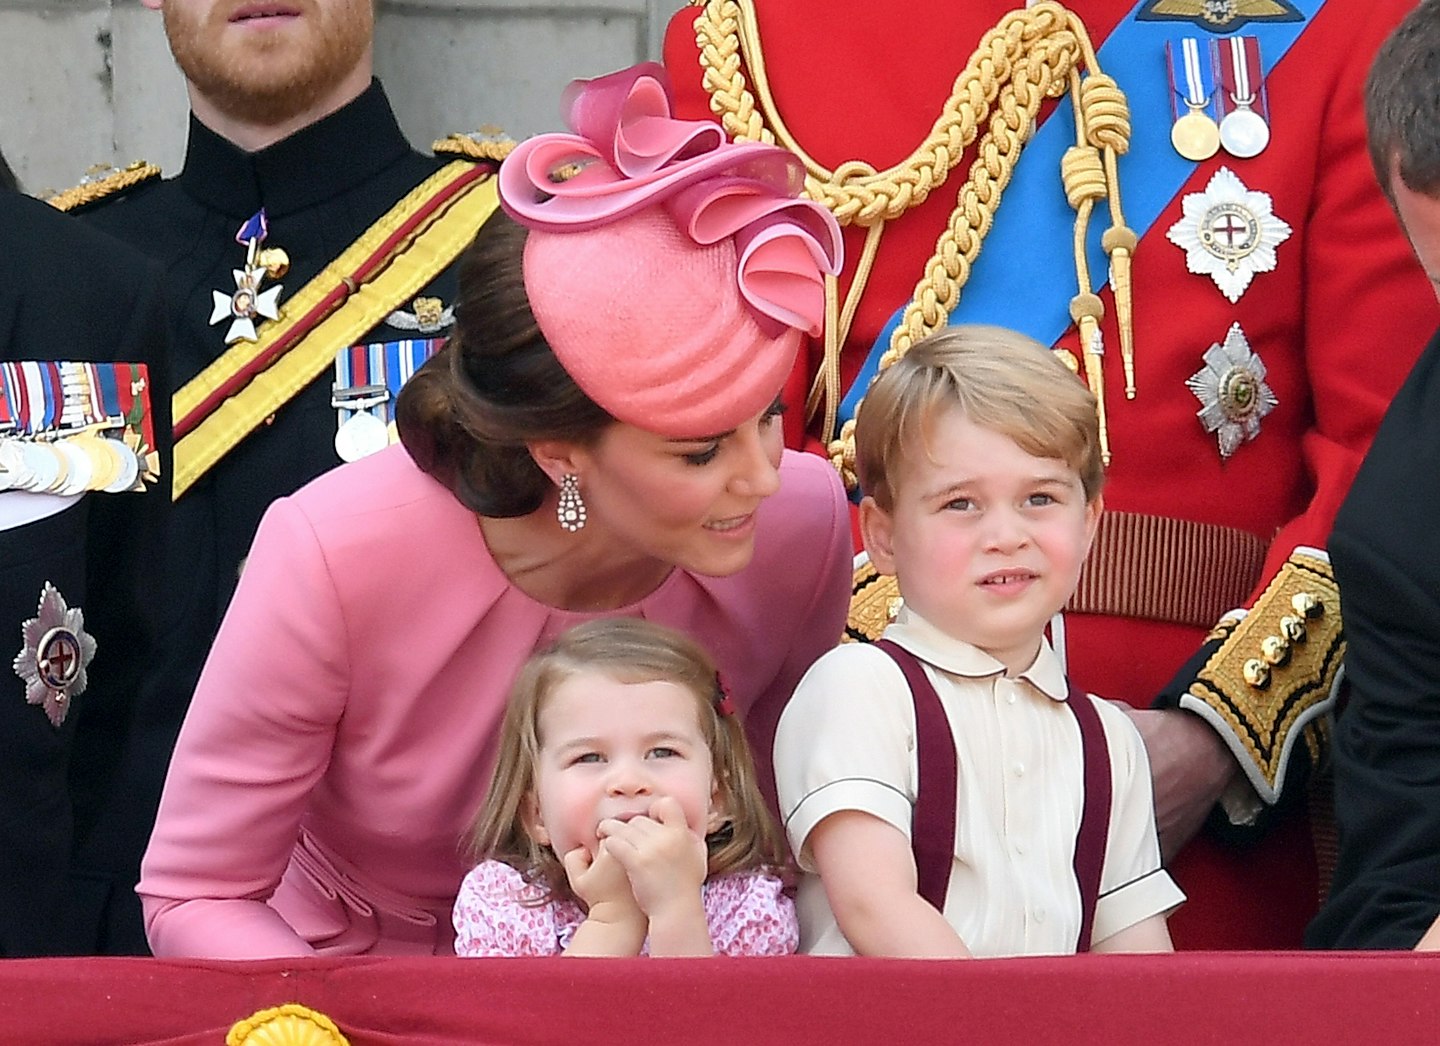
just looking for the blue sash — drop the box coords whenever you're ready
[837,0,1327,425]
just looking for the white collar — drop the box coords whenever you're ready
[881,606,1070,702]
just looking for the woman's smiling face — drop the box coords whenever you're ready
[564,395,787,579]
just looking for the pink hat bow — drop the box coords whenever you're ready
[500,63,842,342]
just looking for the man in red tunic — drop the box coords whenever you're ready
[665,0,1437,948]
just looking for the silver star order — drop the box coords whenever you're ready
[1167,166,1292,303]
[1185,322,1278,460]
[12,582,97,727]
[210,268,283,344]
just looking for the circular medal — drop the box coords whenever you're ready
[334,411,389,463]
[20,443,60,492]
[0,440,24,492]
[53,440,93,496]
[71,435,120,492]
[1171,109,1221,162]
[1220,107,1270,159]
[102,439,139,493]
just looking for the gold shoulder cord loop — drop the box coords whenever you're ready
[694,0,1133,486]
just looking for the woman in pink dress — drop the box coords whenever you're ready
[137,64,851,958]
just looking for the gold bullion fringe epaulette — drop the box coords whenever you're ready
[47,161,162,213]
[432,127,516,164]
[1180,549,1341,806]
[227,1004,349,1046]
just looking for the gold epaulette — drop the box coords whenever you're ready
[47,161,162,213]
[432,127,515,164]
[1180,549,1342,805]
[847,554,901,643]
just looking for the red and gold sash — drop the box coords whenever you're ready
[172,161,499,499]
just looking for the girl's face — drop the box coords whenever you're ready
[522,671,723,860]
[566,397,786,579]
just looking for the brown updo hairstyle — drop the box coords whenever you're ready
[395,211,615,516]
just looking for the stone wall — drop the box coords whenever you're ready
[0,0,691,195]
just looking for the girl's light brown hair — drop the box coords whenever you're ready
[469,617,786,904]
[855,325,1105,511]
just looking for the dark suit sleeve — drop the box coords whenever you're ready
[1307,331,1440,950]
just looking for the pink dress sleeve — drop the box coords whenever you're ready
[139,497,349,958]
[703,870,798,956]
[452,862,563,957]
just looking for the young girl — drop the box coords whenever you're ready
[453,618,797,957]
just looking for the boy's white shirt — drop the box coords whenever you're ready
[773,605,1184,957]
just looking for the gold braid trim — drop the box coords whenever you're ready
[1180,550,1342,804]
[227,1004,350,1046]
[46,161,162,213]
[694,0,1133,487]
[432,128,517,163]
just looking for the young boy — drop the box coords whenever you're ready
[773,326,1183,957]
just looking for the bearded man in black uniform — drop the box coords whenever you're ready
[0,172,169,957]
[59,0,503,953]
[1307,0,1440,952]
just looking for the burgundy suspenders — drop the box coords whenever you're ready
[874,639,1113,952]
[875,639,957,914]
[1066,675,1113,952]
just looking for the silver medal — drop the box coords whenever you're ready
[1219,107,1270,159]
[334,411,390,462]
[102,440,140,494]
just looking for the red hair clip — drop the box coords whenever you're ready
[714,671,737,717]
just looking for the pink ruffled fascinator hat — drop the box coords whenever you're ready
[498,63,842,438]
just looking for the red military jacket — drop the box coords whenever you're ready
[666,0,1437,948]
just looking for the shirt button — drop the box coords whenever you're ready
[1006,691,1017,705]
[1013,841,1026,856]
[1013,762,1026,777]
[1034,907,1047,923]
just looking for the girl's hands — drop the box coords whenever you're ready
[597,796,709,931]
[563,842,644,932]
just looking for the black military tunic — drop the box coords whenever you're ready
[0,189,169,956]
[1306,325,1440,949]
[75,80,479,954]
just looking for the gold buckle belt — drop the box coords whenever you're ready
[1066,511,1268,630]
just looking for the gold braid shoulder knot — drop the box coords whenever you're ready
[694,0,1134,489]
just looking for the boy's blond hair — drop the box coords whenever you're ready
[468,618,787,905]
[855,325,1105,510]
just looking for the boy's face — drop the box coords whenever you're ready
[860,407,1101,675]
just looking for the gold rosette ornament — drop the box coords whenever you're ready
[227,1005,349,1046]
